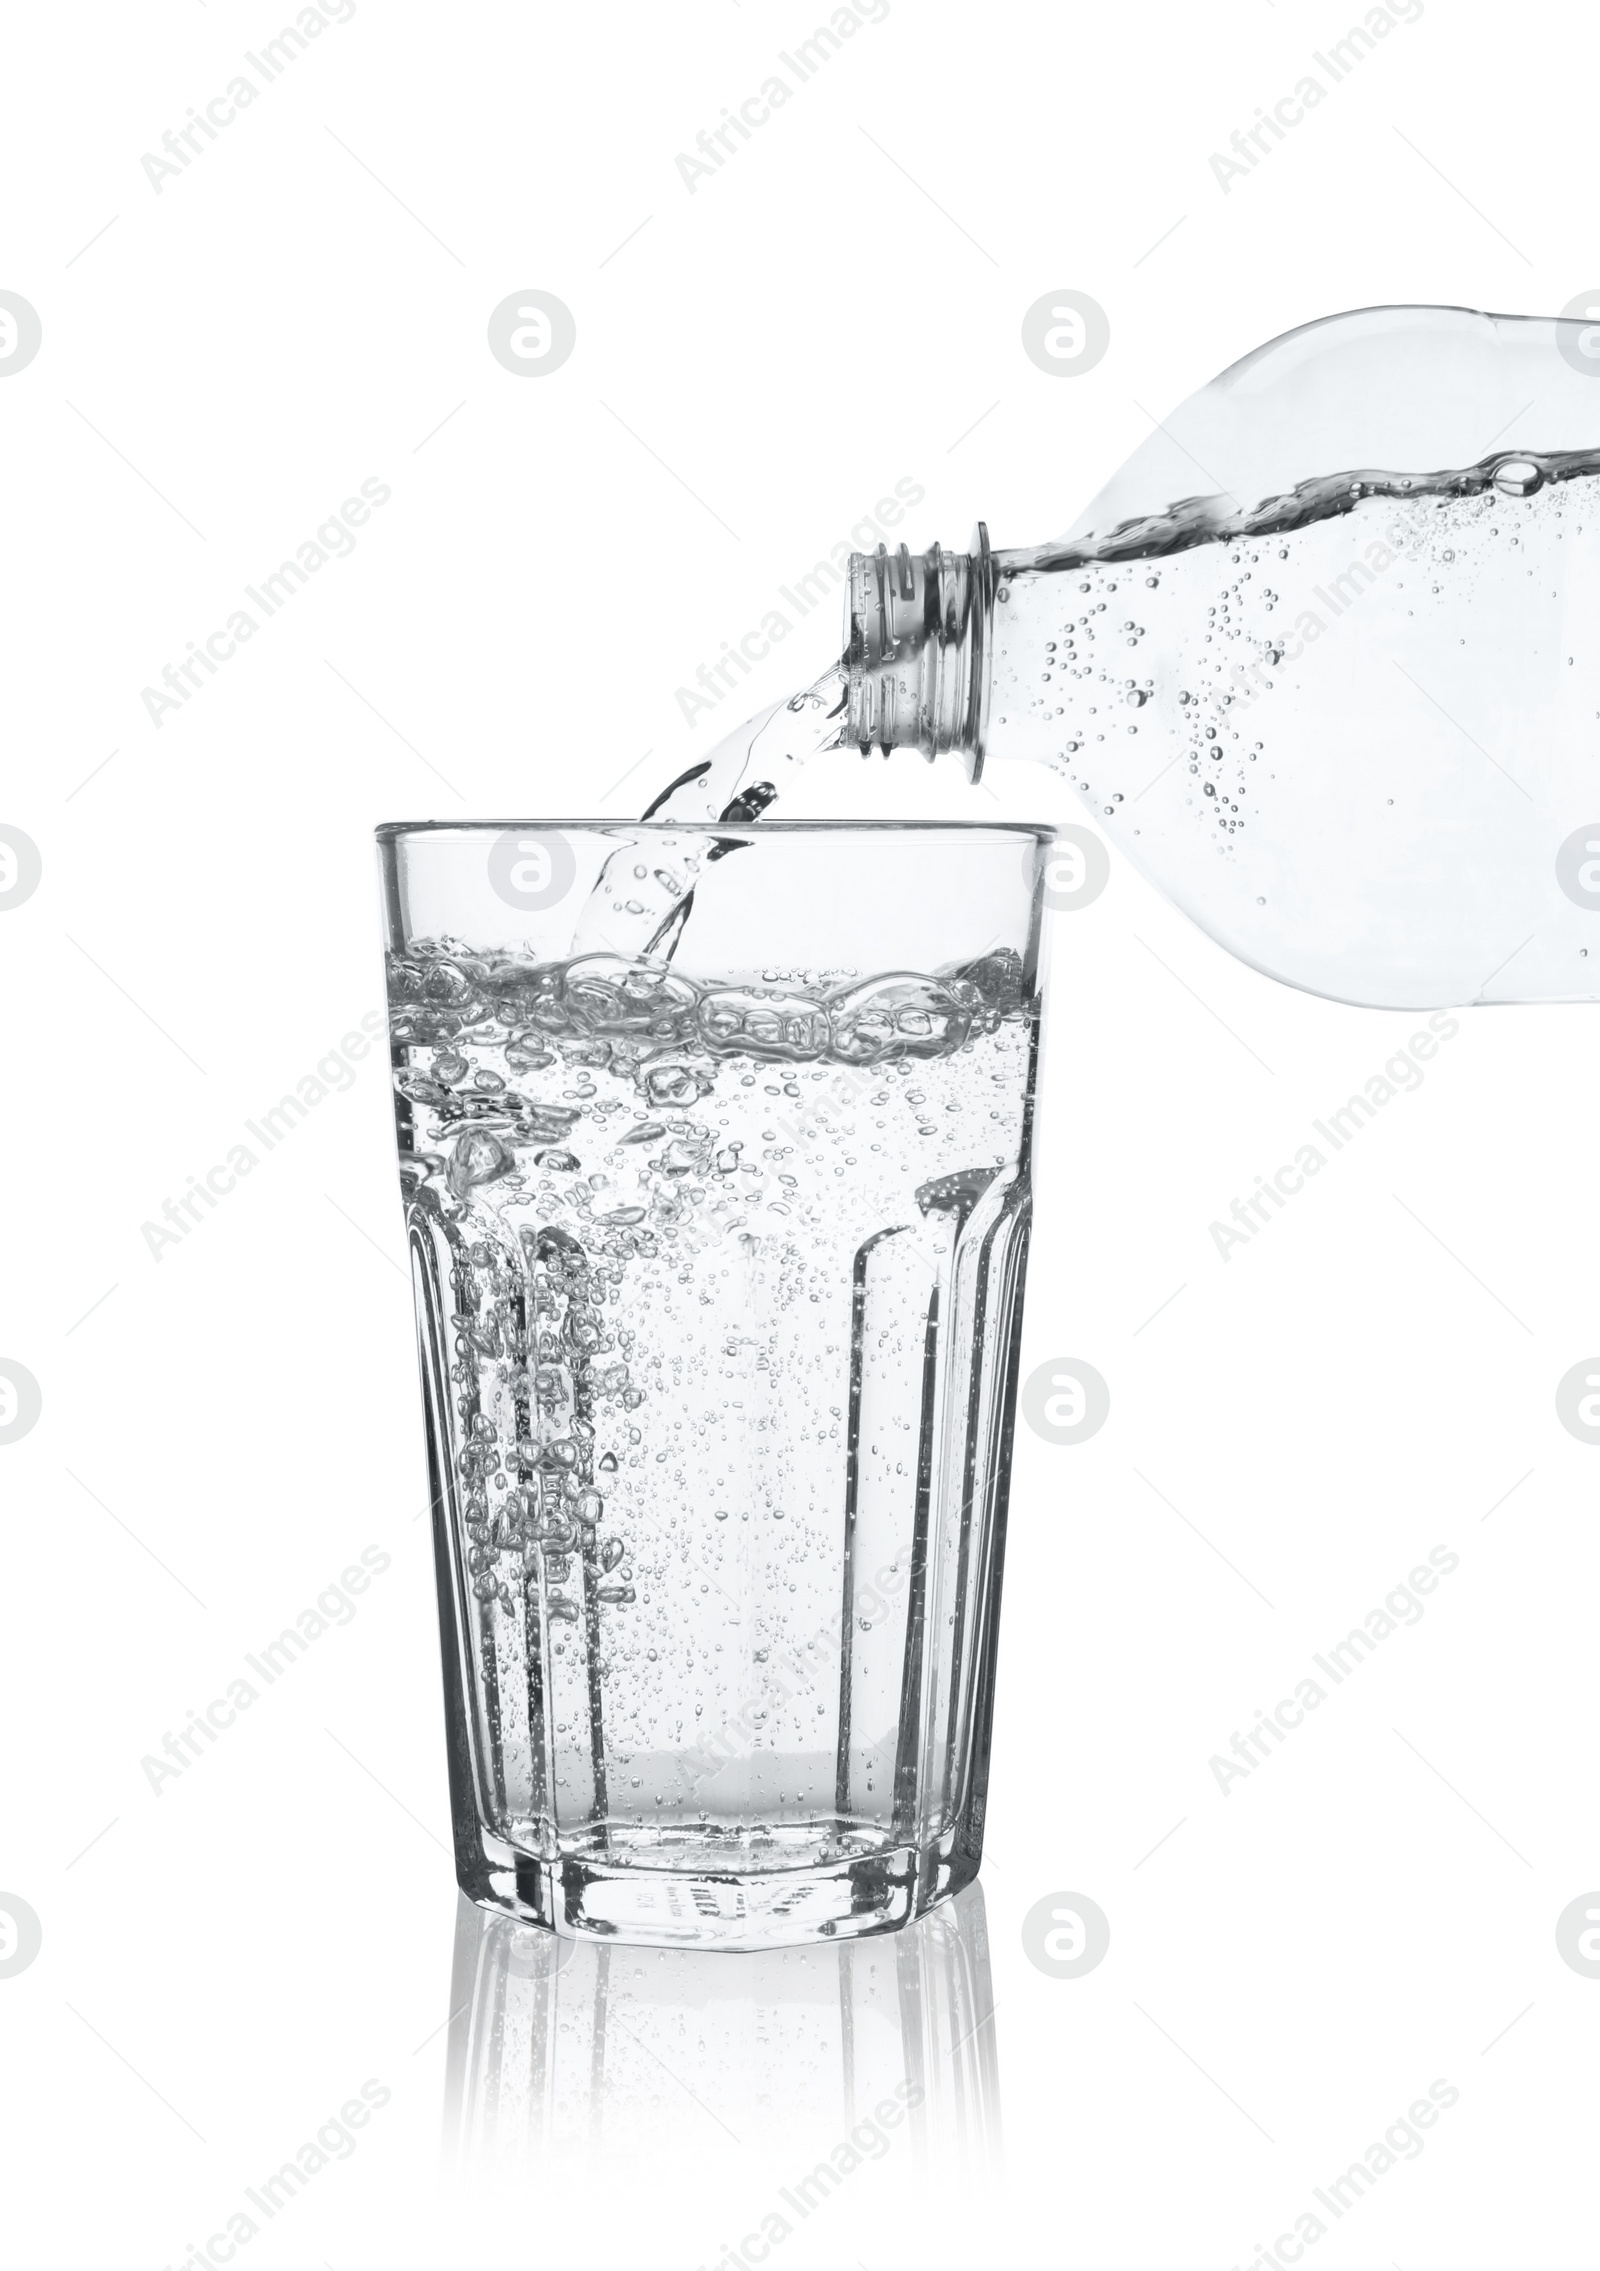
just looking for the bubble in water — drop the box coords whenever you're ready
[1493,458,1543,497]
[644,1062,710,1107]
[396,1071,449,1105]
[828,974,973,1064]
[386,931,1035,1876]
[447,1131,513,1198]
[700,989,831,1060]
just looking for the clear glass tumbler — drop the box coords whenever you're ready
[378,819,1051,1948]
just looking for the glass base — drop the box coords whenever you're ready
[455,1821,982,1950]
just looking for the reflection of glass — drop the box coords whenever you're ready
[379,822,1050,1947]
[442,1879,1001,2178]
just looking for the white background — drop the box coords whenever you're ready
[4,0,1599,2263]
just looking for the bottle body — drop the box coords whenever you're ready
[845,305,1600,1010]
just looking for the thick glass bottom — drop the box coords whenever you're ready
[456,1820,981,1950]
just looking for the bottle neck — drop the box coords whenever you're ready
[842,523,996,781]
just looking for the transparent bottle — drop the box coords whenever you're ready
[844,304,1600,1009]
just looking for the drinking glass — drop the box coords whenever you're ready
[378,819,1051,1947]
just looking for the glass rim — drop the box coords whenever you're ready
[375,817,1058,843]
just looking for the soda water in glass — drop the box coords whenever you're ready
[378,820,1052,1947]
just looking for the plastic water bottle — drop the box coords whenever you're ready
[844,303,1600,1008]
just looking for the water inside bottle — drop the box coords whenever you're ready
[985,447,1600,1007]
[625,308,1600,1010]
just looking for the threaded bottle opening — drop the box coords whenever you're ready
[842,523,994,781]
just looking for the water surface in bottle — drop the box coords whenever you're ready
[624,309,1600,1008]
